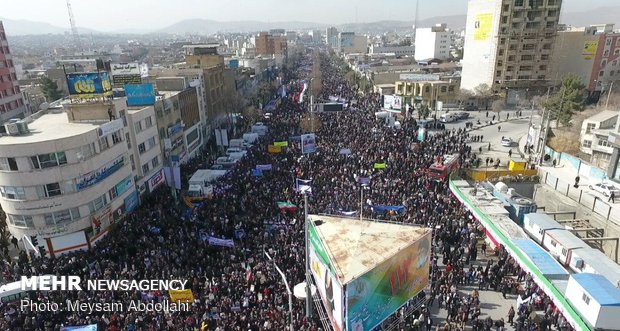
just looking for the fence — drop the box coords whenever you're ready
[539,168,620,226]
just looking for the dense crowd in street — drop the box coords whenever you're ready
[0,50,575,331]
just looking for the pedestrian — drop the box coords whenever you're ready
[508,306,515,325]
[508,149,512,157]
[610,191,615,203]
[486,111,489,118]
[492,115,496,121]
[498,125,501,132]
[479,146,483,154]
[11,236,18,249]
[488,143,491,151]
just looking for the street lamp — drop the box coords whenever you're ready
[303,191,313,318]
[264,249,294,331]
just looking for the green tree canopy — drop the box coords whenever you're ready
[544,74,585,127]
[39,76,63,101]
[418,104,431,119]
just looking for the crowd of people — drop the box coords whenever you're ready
[0,50,574,331]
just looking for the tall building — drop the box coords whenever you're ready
[184,45,226,125]
[461,0,562,95]
[255,32,288,57]
[326,27,339,48]
[0,21,28,124]
[337,32,368,54]
[550,24,620,102]
[415,24,451,61]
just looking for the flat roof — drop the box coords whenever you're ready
[0,112,97,145]
[572,273,620,306]
[309,214,431,284]
[513,239,569,278]
[525,213,563,230]
[574,248,620,286]
[584,110,617,123]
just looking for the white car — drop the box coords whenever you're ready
[588,182,620,197]
[501,137,513,147]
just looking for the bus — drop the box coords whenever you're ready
[427,154,460,180]
[0,280,30,303]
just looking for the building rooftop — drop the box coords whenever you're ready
[572,273,620,306]
[525,213,563,230]
[513,239,569,279]
[0,112,97,145]
[545,229,587,250]
[584,110,618,124]
[574,247,620,286]
[309,214,430,284]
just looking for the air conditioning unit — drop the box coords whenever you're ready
[15,121,29,134]
[4,122,19,135]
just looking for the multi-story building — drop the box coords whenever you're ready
[337,32,367,54]
[0,21,28,124]
[551,24,620,101]
[461,0,562,95]
[395,75,461,109]
[415,24,452,61]
[580,110,617,169]
[126,105,163,193]
[0,97,147,256]
[255,32,288,57]
[184,45,227,126]
[326,27,339,48]
[369,45,416,57]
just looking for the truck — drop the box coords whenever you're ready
[440,113,458,123]
[243,133,259,145]
[427,154,460,180]
[187,169,228,198]
[229,139,248,149]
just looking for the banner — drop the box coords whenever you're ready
[208,236,235,248]
[310,247,345,331]
[66,72,112,99]
[256,164,273,171]
[296,178,312,194]
[277,201,297,212]
[252,169,263,177]
[582,41,598,60]
[274,141,289,147]
[125,84,156,106]
[214,129,229,147]
[383,95,402,110]
[417,128,426,142]
[346,232,431,331]
[301,133,317,154]
[474,13,493,41]
[267,145,282,153]
[148,168,166,192]
[77,156,124,191]
[169,289,194,303]
[339,148,352,155]
[61,325,97,331]
[97,118,123,137]
[373,162,387,169]
[124,190,139,213]
[115,176,134,196]
[111,62,140,76]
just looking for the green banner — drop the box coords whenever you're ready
[309,222,335,275]
[373,163,387,169]
[274,141,289,147]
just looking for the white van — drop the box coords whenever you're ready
[229,139,248,149]
[440,113,457,123]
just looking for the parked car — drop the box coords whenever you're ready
[456,112,470,120]
[588,182,620,197]
[501,137,513,147]
[463,105,478,111]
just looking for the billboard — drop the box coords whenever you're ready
[97,118,123,137]
[582,41,598,60]
[383,95,402,110]
[124,190,139,212]
[76,156,125,191]
[474,13,493,41]
[111,63,140,76]
[346,232,431,331]
[148,168,166,192]
[301,133,317,154]
[125,84,156,106]
[310,246,345,331]
[66,72,112,99]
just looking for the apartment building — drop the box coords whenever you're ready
[255,32,288,57]
[461,0,562,95]
[415,24,451,61]
[0,21,28,124]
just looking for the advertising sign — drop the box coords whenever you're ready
[474,13,493,41]
[97,118,123,138]
[346,232,431,331]
[582,41,598,60]
[112,74,142,88]
[126,84,156,106]
[301,133,317,154]
[111,204,125,223]
[76,156,125,191]
[124,190,139,213]
[115,176,134,196]
[169,289,194,303]
[399,73,440,81]
[310,247,345,331]
[61,325,98,331]
[66,72,112,99]
[111,63,140,76]
[148,169,166,192]
[383,95,402,110]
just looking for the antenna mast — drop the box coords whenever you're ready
[413,0,420,45]
[66,0,82,51]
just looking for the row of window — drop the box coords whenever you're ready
[138,136,158,155]
[134,115,154,134]
[582,139,611,148]
[141,156,160,175]
[0,142,98,172]
[0,99,23,114]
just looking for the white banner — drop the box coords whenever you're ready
[97,118,123,137]
[111,63,140,76]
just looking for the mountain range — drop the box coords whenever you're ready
[2,6,619,36]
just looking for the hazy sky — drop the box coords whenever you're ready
[2,0,618,32]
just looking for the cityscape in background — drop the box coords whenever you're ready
[1,0,620,330]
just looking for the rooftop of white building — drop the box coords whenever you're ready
[0,112,97,146]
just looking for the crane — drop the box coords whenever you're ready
[66,0,82,51]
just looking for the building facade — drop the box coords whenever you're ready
[461,0,562,93]
[579,110,617,169]
[126,105,163,193]
[255,32,288,57]
[415,24,451,61]
[369,45,416,56]
[326,27,339,48]
[0,21,28,124]
[395,77,460,109]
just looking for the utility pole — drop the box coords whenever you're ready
[605,81,614,110]
[304,192,313,318]
[537,87,551,164]
[264,249,294,331]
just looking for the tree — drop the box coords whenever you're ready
[418,104,431,119]
[455,89,474,107]
[474,84,494,110]
[543,74,585,127]
[492,100,505,113]
[39,76,63,101]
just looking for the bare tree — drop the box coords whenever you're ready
[492,99,505,113]
[474,84,494,110]
[455,89,474,108]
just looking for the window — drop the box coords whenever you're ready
[151,156,159,168]
[119,110,127,127]
[138,142,146,154]
[99,136,109,151]
[44,208,81,226]
[134,121,143,133]
[111,131,122,145]
[598,139,610,147]
[77,143,96,160]
[0,157,18,171]
[88,195,108,213]
[561,248,567,256]
[130,155,136,171]
[142,163,150,174]
[148,136,156,149]
[126,133,132,149]
[109,186,118,200]
[582,293,590,305]
[0,186,26,200]
[582,140,592,148]
[7,214,34,228]
[586,123,596,133]
[31,152,67,169]
[145,116,153,128]
[40,183,61,198]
